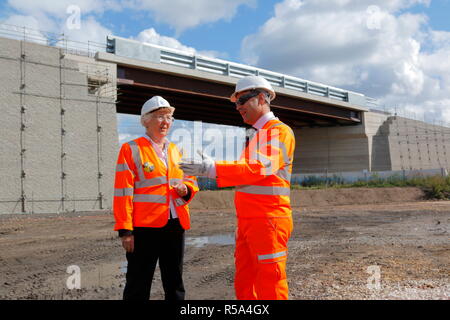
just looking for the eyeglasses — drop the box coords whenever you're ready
[153,115,175,122]
[235,90,261,106]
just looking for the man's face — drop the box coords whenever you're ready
[144,108,174,139]
[235,90,265,125]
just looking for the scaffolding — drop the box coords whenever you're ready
[0,23,117,214]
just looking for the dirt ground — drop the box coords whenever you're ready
[0,188,448,300]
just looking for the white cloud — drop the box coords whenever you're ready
[240,0,450,123]
[442,103,450,124]
[429,30,450,48]
[293,0,431,13]
[3,0,228,58]
[129,0,256,34]
[118,133,140,145]
[135,28,197,54]
[134,28,223,58]
[3,14,39,29]
[3,0,117,50]
[2,13,57,35]
[7,0,120,18]
[6,0,256,37]
[62,16,112,44]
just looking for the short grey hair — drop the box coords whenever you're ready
[140,112,152,127]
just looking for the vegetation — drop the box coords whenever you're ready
[197,173,450,200]
[291,174,450,200]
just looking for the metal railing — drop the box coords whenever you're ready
[161,45,351,102]
[366,96,379,108]
[157,44,349,97]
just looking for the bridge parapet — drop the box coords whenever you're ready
[107,36,376,109]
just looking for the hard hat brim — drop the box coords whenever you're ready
[141,105,175,116]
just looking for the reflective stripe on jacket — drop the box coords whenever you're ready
[113,137,198,230]
[215,119,295,218]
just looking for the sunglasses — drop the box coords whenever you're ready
[235,90,261,106]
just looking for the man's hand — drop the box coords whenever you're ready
[173,182,188,197]
[179,150,214,177]
[121,235,134,253]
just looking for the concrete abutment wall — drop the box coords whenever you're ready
[293,111,450,174]
[0,37,118,214]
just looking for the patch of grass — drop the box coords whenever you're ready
[198,172,450,200]
[291,174,450,200]
[419,176,450,200]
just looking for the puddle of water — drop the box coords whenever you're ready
[186,234,235,248]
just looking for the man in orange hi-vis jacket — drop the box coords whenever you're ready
[114,96,198,300]
[180,75,295,300]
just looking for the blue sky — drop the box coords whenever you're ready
[1,0,450,147]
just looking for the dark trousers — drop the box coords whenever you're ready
[123,218,185,300]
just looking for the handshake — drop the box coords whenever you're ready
[179,150,215,178]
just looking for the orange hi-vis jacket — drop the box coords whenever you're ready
[113,137,198,231]
[215,119,295,219]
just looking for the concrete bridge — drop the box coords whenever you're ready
[104,36,367,128]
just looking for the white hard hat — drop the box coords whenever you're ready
[141,96,174,116]
[230,75,276,103]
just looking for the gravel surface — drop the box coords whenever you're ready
[0,197,448,300]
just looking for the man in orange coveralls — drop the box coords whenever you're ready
[180,75,295,300]
[113,96,198,300]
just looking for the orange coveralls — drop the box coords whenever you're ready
[215,119,295,300]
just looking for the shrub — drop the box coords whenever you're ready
[291,174,450,200]
[421,176,450,200]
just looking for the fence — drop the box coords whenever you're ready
[291,168,449,187]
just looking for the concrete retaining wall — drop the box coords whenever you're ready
[293,111,450,174]
[0,37,118,214]
[386,116,450,171]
